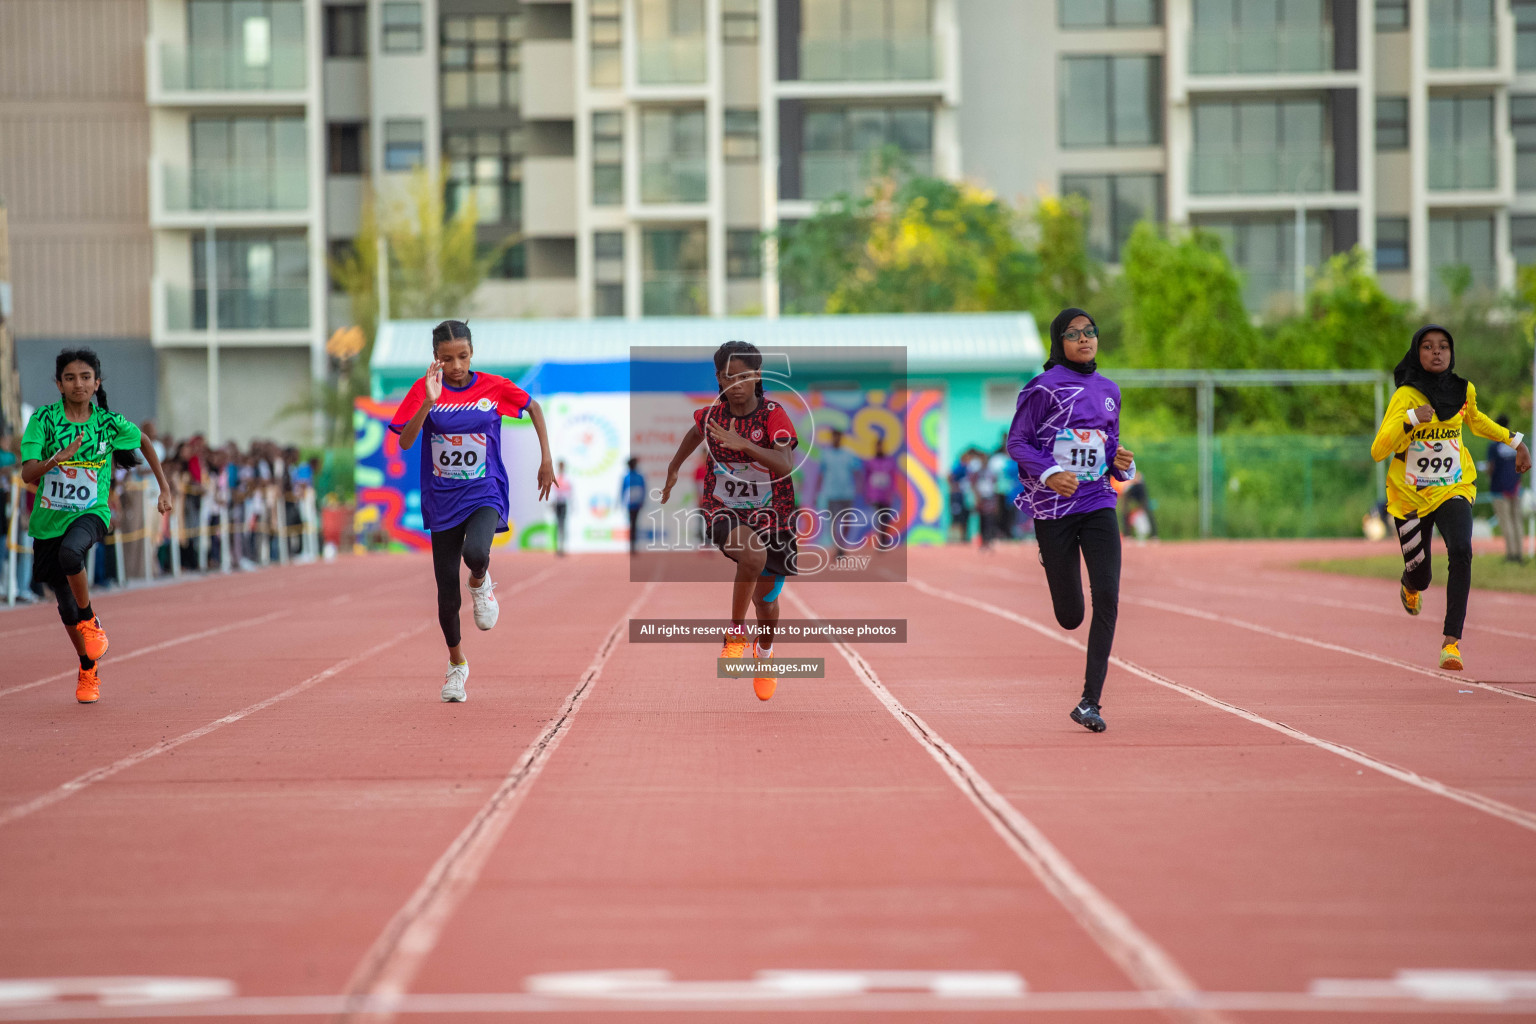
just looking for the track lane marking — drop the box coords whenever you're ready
[786,590,1229,1024]
[337,582,657,1024]
[908,577,1536,835]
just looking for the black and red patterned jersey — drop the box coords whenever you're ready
[694,396,799,532]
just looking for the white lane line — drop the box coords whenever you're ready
[0,623,52,641]
[0,622,434,829]
[338,582,657,1024]
[908,578,1536,836]
[0,611,291,699]
[786,590,1229,1024]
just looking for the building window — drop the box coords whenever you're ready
[1196,214,1327,311]
[594,232,624,316]
[1429,214,1495,300]
[446,129,523,225]
[186,0,305,89]
[1514,95,1536,192]
[384,119,425,171]
[1512,215,1536,266]
[1518,1,1536,70]
[592,111,624,206]
[1059,0,1160,27]
[641,108,707,203]
[1060,55,1162,148]
[1190,0,1331,74]
[723,0,758,41]
[1191,98,1329,194]
[382,1,423,52]
[325,5,366,57]
[188,115,307,209]
[191,233,310,330]
[724,109,759,160]
[1427,0,1496,69]
[1376,97,1408,150]
[482,241,526,279]
[726,230,761,278]
[442,14,523,110]
[642,227,708,316]
[799,0,935,81]
[637,0,706,84]
[801,105,934,199]
[1060,173,1163,262]
[591,0,622,87]
[1375,217,1409,270]
[327,122,367,174]
[1375,0,1408,30]
[1428,95,1495,190]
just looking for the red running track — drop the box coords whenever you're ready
[0,542,1533,1023]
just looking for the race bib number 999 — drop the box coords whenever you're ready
[1405,438,1462,488]
[716,463,773,509]
[40,465,98,511]
[1052,429,1108,482]
[431,433,489,480]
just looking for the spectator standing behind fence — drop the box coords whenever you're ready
[988,442,1018,540]
[819,428,859,558]
[969,448,1000,550]
[861,436,900,544]
[1487,414,1525,564]
[552,460,571,556]
[622,457,646,556]
[947,456,971,543]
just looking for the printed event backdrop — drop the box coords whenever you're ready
[354,385,946,551]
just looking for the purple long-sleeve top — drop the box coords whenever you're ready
[1006,364,1134,521]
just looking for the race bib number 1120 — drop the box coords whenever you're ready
[40,465,98,511]
[431,433,489,480]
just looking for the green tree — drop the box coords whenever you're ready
[776,152,1038,314]
[1030,193,1103,322]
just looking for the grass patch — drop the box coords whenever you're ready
[1298,552,1536,596]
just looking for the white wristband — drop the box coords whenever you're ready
[1405,408,1423,427]
[1038,465,1066,483]
[1510,432,1525,451]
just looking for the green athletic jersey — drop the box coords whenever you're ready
[20,402,142,539]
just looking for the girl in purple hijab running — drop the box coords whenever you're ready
[1006,307,1136,733]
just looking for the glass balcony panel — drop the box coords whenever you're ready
[162,163,310,211]
[159,41,307,91]
[642,273,707,315]
[801,149,932,200]
[798,37,935,81]
[637,39,706,84]
[1188,25,1332,74]
[1190,146,1332,194]
[640,159,707,203]
[168,285,311,330]
[1427,6,1497,70]
[1428,147,1498,190]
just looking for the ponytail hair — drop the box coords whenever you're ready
[431,319,472,351]
[55,347,140,469]
[713,340,765,400]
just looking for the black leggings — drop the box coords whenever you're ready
[1035,507,1121,705]
[33,515,107,627]
[430,507,500,648]
[1395,496,1473,639]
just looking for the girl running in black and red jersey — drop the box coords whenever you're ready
[660,341,798,701]
[20,348,174,703]
[391,320,556,702]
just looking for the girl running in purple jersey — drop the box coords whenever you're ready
[1007,308,1136,733]
[390,320,556,702]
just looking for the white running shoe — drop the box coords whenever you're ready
[469,574,499,630]
[442,660,469,702]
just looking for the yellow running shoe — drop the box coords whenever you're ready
[752,642,776,702]
[76,665,100,704]
[1400,584,1422,616]
[719,628,750,660]
[1439,641,1463,671]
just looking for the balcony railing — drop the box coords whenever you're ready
[1427,21,1497,69]
[642,273,707,316]
[637,39,706,85]
[1190,146,1333,194]
[158,41,307,92]
[165,284,310,331]
[799,36,936,81]
[801,149,933,201]
[1189,25,1333,75]
[162,162,309,212]
[640,159,707,203]
[1428,147,1498,191]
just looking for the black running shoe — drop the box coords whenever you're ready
[1070,700,1107,733]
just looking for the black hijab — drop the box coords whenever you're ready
[1394,324,1468,421]
[1045,307,1097,375]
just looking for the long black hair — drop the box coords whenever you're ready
[431,319,472,351]
[55,347,140,469]
[713,340,765,400]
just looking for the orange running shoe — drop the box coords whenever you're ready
[75,615,109,661]
[76,665,100,704]
[752,642,777,702]
[719,628,751,660]
[1400,584,1422,617]
[1439,640,1463,671]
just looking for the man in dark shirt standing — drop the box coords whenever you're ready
[1488,415,1525,563]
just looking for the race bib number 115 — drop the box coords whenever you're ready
[431,433,489,480]
[1052,429,1108,482]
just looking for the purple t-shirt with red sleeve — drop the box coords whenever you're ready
[389,371,531,533]
[1006,365,1134,521]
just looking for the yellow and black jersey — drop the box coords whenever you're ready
[1371,381,1516,519]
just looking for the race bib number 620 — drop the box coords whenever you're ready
[431,433,489,480]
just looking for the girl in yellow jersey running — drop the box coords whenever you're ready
[1371,325,1530,670]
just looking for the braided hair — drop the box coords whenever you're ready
[55,347,140,469]
[431,319,472,351]
[713,340,765,400]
